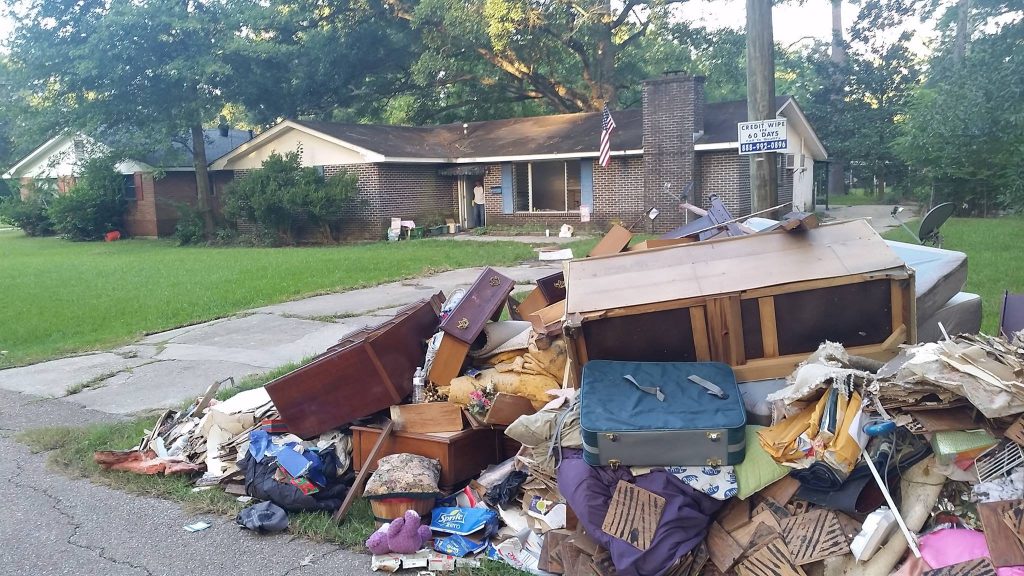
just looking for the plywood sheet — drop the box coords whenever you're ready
[979,500,1024,567]
[736,536,806,576]
[733,509,782,547]
[589,224,633,257]
[760,477,801,507]
[566,219,905,314]
[779,509,849,565]
[601,481,665,551]
[922,558,997,576]
[707,522,744,572]
[390,402,464,433]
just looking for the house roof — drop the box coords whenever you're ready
[211,94,826,169]
[138,128,254,168]
[2,128,253,179]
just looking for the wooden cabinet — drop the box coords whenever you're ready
[565,220,915,382]
[266,293,444,439]
[352,425,503,491]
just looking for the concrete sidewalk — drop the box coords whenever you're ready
[0,263,559,416]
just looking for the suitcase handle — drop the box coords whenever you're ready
[622,375,665,402]
[688,375,729,399]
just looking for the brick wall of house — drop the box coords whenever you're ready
[593,156,645,225]
[378,164,457,232]
[325,163,383,240]
[153,172,201,236]
[124,173,159,237]
[699,152,751,215]
[642,73,704,233]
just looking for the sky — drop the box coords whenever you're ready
[677,0,862,48]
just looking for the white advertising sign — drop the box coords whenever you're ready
[737,118,788,154]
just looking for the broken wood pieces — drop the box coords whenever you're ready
[707,522,745,572]
[923,558,998,576]
[601,480,666,551]
[779,508,850,565]
[389,402,464,434]
[736,534,807,576]
[978,500,1024,568]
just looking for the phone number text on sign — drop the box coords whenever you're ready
[740,140,788,153]
[737,118,788,155]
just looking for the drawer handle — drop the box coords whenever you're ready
[489,275,501,286]
[457,318,469,329]
[554,280,565,289]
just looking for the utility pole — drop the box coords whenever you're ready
[746,0,778,215]
[827,0,848,201]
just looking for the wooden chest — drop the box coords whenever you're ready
[352,424,503,491]
[428,267,514,386]
[565,220,916,382]
[266,292,444,439]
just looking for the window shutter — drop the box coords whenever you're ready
[501,163,514,214]
[580,160,593,212]
[135,173,144,200]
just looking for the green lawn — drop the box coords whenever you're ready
[0,230,535,368]
[882,216,1024,334]
[823,189,894,207]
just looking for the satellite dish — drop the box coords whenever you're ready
[917,202,956,247]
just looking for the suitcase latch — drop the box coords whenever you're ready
[706,458,723,466]
[608,459,621,470]
[605,433,619,442]
[706,432,721,442]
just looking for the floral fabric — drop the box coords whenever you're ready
[364,453,441,497]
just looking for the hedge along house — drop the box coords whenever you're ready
[2,127,253,237]
[210,73,827,238]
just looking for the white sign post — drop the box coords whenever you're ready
[737,119,788,155]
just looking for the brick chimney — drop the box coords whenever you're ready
[642,72,705,233]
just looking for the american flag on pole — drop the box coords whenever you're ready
[598,104,616,167]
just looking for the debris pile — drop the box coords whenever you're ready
[94,206,1024,576]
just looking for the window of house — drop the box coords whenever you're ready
[123,174,137,200]
[513,160,582,212]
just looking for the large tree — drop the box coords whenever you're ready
[394,0,692,115]
[8,0,237,234]
[221,0,418,125]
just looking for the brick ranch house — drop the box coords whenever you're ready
[212,73,827,239]
[2,128,252,237]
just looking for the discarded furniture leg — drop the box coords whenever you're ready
[333,419,394,524]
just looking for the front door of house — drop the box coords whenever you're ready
[457,177,475,229]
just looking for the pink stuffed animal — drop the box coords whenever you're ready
[365,510,433,555]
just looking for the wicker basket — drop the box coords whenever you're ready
[368,494,436,527]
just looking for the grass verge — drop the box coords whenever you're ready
[883,216,1024,334]
[17,363,376,550]
[0,231,535,368]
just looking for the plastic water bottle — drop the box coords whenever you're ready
[412,367,426,403]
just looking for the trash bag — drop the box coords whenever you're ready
[484,470,529,507]
[240,452,348,513]
[237,501,289,533]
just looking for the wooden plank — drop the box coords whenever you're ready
[334,420,393,523]
[779,509,850,565]
[483,393,537,426]
[736,536,806,576]
[426,334,471,387]
[733,509,782,548]
[760,476,800,507]
[717,497,751,532]
[539,529,573,574]
[588,224,633,257]
[753,498,793,519]
[628,238,696,251]
[529,300,566,336]
[389,402,464,434]
[707,522,745,572]
[1003,503,1024,547]
[759,296,780,358]
[518,287,550,318]
[601,481,666,551]
[922,558,997,576]
[706,295,745,365]
[690,307,712,362]
[1004,415,1024,446]
[891,279,904,340]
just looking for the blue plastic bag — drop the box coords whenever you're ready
[430,507,498,536]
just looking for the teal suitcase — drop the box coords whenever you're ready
[580,360,746,467]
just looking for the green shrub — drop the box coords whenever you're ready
[0,181,55,236]
[48,158,126,241]
[222,150,357,245]
[173,203,205,245]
